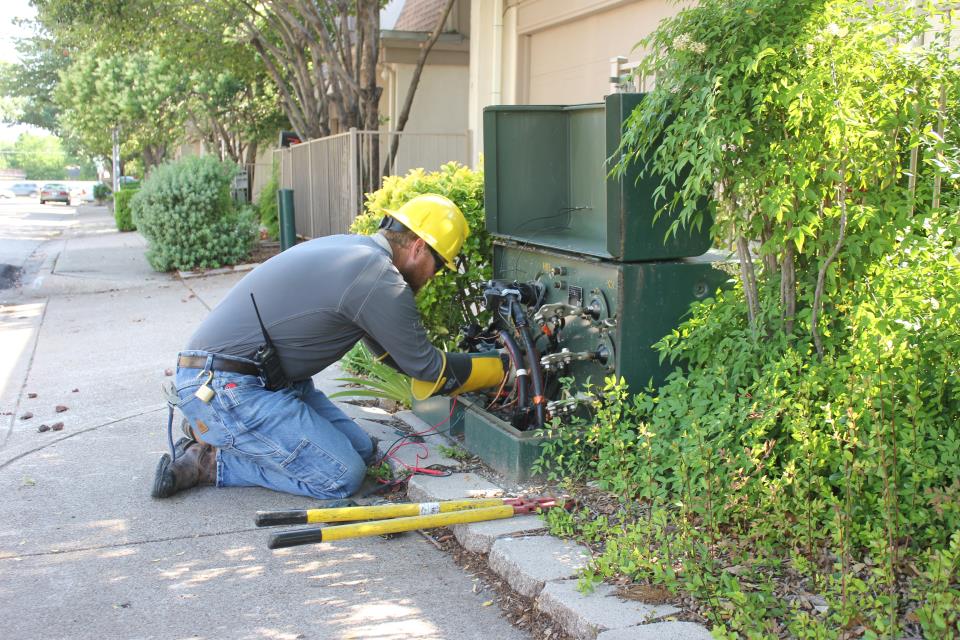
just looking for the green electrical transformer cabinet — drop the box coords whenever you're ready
[483,93,712,261]
[451,242,731,481]
[490,242,730,393]
[413,93,731,481]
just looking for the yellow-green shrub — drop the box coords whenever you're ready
[352,162,492,347]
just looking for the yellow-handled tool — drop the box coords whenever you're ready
[268,505,517,548]
[258,496,572,548]
[255,498,506,526]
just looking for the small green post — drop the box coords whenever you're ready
[278,188,296,251]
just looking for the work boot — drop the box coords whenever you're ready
[151,440,216,499]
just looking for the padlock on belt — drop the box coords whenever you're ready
[195,371,215,403]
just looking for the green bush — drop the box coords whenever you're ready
[131,155,257,272]
[257,163,279,241]
[351,162,492,347]
[92,183,111,202]
[541,215,960,636]
[538,0,960,635]
[113,187,137,231]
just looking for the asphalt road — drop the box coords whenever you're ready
[0,196,77,291]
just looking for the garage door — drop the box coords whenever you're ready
[524,1,678,104]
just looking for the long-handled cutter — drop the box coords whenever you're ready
[257,497,572,549]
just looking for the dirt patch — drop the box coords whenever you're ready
[246,240,281,264]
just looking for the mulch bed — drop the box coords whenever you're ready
[247,239,281,264]
[420,527,575,640]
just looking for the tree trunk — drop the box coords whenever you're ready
[357,0,382,192]
[244,140,259,203]
[142,144,167,174]
[780,238,796,335]
[736,232,761,338]
[382,0,457,177]
[812,182,848,360]
[232,0,385,141]
[761,216,777,276]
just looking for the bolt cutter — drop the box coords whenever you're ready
[256,496,573,549]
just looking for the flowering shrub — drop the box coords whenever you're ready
[131,155,257,271]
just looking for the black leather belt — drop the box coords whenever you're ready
[177,355,260,376]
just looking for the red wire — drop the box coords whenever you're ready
[384,397,459,476]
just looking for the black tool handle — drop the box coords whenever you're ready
[255,510,308,527]
[268,527,324,549]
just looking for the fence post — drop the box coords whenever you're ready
[348,128,359,221]
[307,140,316,238]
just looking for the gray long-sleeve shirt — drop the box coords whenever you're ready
[186,233,443,382]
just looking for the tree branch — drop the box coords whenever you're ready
[812,175,847,360]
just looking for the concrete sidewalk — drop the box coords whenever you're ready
[0,205,528,640]
[0,205,712,640]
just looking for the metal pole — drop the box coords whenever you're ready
[112,127,120,193]
[307,140,315,237]
[278,189,296,251]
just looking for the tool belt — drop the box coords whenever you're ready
[177,354,260,377]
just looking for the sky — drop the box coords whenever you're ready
[0,0,41,142]
[381,0,404,30]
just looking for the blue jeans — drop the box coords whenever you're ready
[174,350,373,499]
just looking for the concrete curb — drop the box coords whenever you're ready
[177,263,258,279]
[537,581,690,640]
[396,414,714,640]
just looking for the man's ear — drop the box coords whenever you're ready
[412,236,428,257]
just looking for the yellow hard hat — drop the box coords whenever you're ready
[384,194,469,270]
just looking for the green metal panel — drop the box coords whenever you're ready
[492,242,732,391]
[483,95,713,261]
[460,397,546,482]
[565,106,609,255]
[483,106,572,250]
[605,93,713,261]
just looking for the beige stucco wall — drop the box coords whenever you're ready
[469,0,691,165]
[381,63,470,134]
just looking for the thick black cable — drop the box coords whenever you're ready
[497,328,528,419]
[509,297,546,429]
[517,322,546,429]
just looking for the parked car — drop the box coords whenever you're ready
[0,188,15,199]
[40,183,71,205]
[10,182,38,197]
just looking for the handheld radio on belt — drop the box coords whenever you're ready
[250,293,290,390]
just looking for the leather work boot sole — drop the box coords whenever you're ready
[151,440,217,499]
